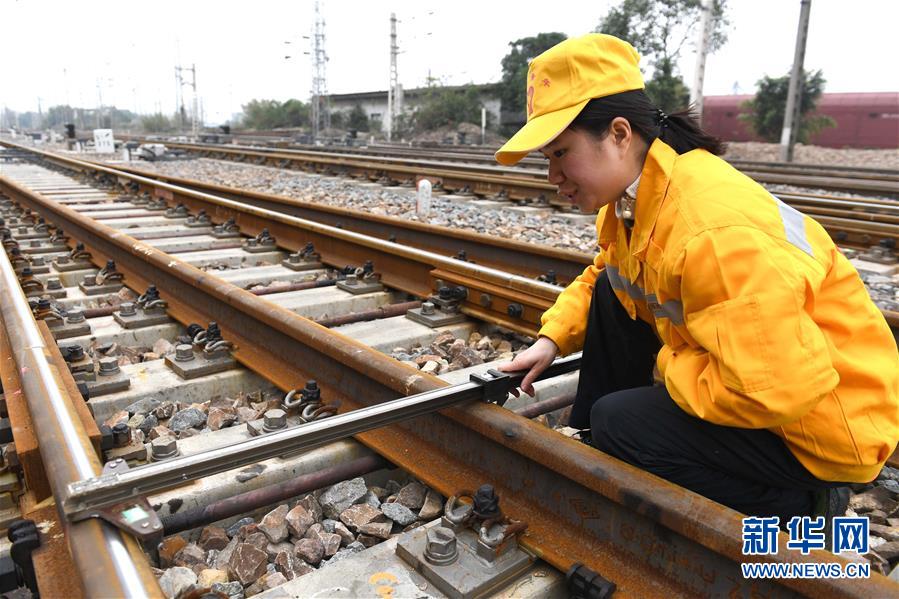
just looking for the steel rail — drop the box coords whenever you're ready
[3,167,897,597]
[71,156,592,284]
[149,138,899,196]
[0,230,163,597]
[0,145,561,335]
[5,142,899,330]
[63,358,578,518]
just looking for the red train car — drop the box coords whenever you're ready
[702,92,899,149]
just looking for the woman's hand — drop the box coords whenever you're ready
[497,336,560,397]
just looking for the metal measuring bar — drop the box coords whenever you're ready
[63,353,582,522]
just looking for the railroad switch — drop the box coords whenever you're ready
[211,217,241,238]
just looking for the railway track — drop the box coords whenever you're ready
[0,145,898,597]
[152,136,899,198]
[6,139,899,326]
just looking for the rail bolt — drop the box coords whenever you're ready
[31,256,45,266]
[420,301,436,315]
[288,252,301,264]
[118,302,136,316]
[46,277,63,290]
[345,273,358,285]
[83,274,97,287]
[111,423,131,447]
[151,435,179,460]
[56,255,70,265]
[424,526,459,565]
[98,357,120,376]
[175,344,195,362]
[507,303,524,318]
[29,240,40,248]
[263,409,287,432]
[18,226,27,234]
[66,308,85,323]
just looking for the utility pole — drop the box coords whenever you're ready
[309,0,330,142]
[175,64,199,138]
[690,0,714,120]
[191,64,199,139]
[387,12,399,142]
[96,79,103,128]
[175,66,184,129]
[780,0,812,162]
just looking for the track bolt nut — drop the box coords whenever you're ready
[111,423,131,447]
[175,344,195,362]
[421,301,436,315]
[98,357,120,376]
[83,274,97,286]
[46,277,63,290]
[56,255,70,265]
[151,435,179,460]
[118,302,136,316]
[263,409,287,432]
[67,308,85,323]
[31,256,45,266]
[288,252,301,264]
[345,273,358,285]
[424,526,459,565]
[18,226,28,234]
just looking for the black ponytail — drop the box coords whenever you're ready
[568,89,725,156]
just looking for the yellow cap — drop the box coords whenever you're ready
[494,34,644,166]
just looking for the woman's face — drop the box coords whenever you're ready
[540,118,642,214]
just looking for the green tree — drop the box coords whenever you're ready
[241,99,309,130]
[498,32,567,129]
[644,59,690,113]
[739,70,834,143]
[140,112,174,133]
[347,104,369,132]
[281,99,309,127]
[45,105,75,128]
[597,0,729,111]
[412,86,485,132]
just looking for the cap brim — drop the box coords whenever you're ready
[494,99,589,166]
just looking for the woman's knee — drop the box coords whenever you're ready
[589,386,667,453]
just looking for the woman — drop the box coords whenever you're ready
[496,33,899,523]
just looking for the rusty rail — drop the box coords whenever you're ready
[3,166,896,597]
[0,222,163,597]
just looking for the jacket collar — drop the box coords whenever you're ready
[597,138,678,257]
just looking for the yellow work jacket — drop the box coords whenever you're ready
[540,138,899,483]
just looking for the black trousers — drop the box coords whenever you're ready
[572,271,841,522]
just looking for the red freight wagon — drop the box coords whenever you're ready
[702,92,899,149]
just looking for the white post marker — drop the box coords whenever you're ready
[93,129,114,153]
[416,179,432,219]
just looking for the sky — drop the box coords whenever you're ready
[1,0,898,125]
